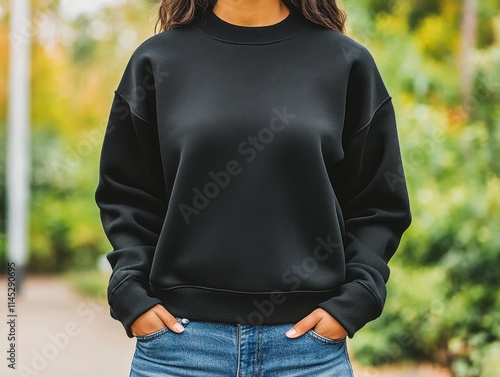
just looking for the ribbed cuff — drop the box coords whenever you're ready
[318,281,382,338]
[108,276,163,338]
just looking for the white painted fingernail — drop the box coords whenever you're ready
[286,328,297,337]
[174,323,185,332]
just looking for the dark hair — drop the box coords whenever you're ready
[155,0,347,34]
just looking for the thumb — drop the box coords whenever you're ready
[285,312,319,338]
[151,304,185,333]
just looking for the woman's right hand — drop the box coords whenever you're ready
[130,304,185,337]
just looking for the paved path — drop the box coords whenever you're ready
[0,276,451,377]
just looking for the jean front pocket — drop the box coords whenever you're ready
[306,328,347,345]
[136,317,190,342]
[135,326,169,342]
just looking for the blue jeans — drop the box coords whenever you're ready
[130,317,354,377]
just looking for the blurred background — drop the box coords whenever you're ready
[0,0,499,376]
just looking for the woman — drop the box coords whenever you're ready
[95,0,411,375]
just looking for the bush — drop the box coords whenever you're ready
[351,93,500,377]
[29,129,107,272]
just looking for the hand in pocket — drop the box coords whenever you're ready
[131,304,185,337]
[285,308,348,341]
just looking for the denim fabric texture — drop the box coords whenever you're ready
[130,317,354,377]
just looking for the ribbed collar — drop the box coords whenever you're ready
[194,0,308,45]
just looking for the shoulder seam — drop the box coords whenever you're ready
[112,90,155,184]
[346,95,392,143]
[114,90,153,125]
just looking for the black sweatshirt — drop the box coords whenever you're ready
[95,1,411,339]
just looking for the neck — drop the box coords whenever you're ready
[212,0,290,27]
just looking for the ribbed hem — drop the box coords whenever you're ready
[150,285,341,326]
[318,281,382,338]
[194,0,308,45]
[109,276,163,338]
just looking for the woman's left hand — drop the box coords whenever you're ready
[285,308,348,341]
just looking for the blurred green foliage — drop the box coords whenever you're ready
[0,0,499,376]
[63,269,109,301]
[345,1,500,376]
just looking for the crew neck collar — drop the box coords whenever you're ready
[194,0,307,45]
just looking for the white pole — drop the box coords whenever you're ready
[460,0,478,113]
[6,0,31,293]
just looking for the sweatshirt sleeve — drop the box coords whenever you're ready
[318,43,412,337]
[95,49,166,338]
